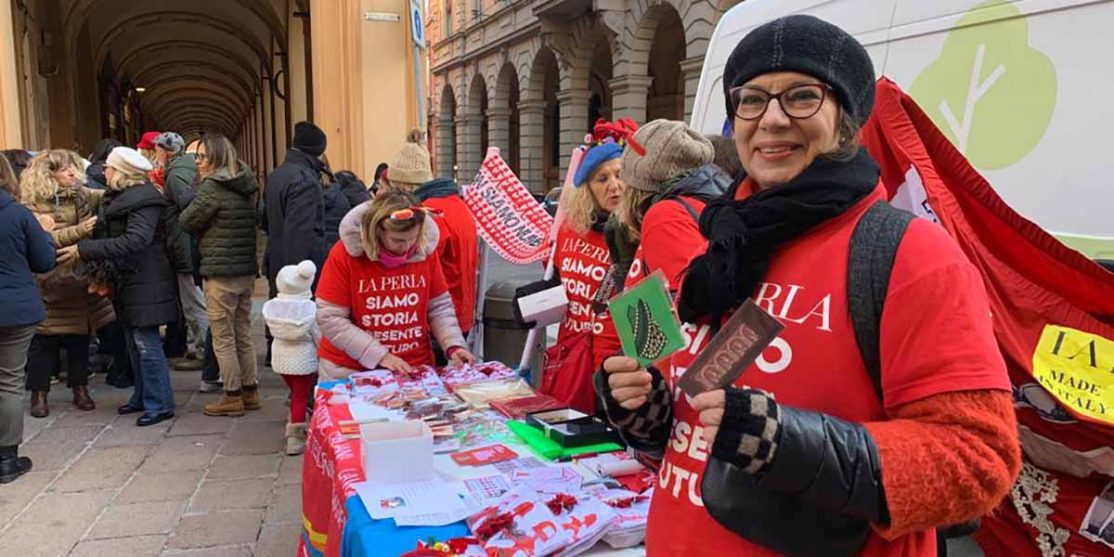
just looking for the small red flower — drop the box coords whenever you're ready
[475,512,514,540]
[546,493,578,515]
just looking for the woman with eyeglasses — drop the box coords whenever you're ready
[19,150,114,418]
[597,15,1018,557]
[179,135,261,418]
[315,190,475,379]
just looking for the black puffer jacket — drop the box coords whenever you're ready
[323,183,351,248]
[261,149,326,287]
[78,182,178,328]
[179,165,259,278]
[335,171,371,209]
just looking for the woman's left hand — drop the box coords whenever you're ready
[448,347,477,366]
[691,389,727,445]
[694,387,783,474]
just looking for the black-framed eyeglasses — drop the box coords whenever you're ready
[729,83,832,121]
[195,153,209,161]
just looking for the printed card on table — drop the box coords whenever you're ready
[677,298,784,398]
[451,444,518,466]
[607,271,686,367]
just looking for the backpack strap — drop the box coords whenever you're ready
[671,197,700,223]
[847,201,915,403]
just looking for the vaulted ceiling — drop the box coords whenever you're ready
[61,0,300,137]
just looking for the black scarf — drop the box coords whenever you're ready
[677,148,880,324]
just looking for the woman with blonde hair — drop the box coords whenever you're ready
[179,134,261,418]
[73,147,178,427]
[317,189,475,379]
[20,150,114,417]
[538,118,637,413]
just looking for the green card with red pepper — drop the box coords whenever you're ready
[608,271,686,367]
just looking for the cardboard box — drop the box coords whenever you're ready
[360,420,434,485]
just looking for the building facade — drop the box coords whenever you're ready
[429,0,741,193]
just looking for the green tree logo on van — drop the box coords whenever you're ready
[910,0,1056,170]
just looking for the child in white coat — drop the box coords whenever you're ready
[262,260,320,455]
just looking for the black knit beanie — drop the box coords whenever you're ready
[292,121,327,157]
[722,15,876,126]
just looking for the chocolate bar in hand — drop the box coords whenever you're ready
[677,298,784,398]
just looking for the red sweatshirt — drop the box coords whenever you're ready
[552,223,612,372]
[424,195,479,334]
[596,196,709,360]
[315,242,451,368]
[646,184,1013,557]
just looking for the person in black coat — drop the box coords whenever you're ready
[334,170,370,209]
[72,147,178,427]
[0,156,56,484]
[322,175,351,249]
[261,122,328,365]
[84,139,123,190]
[262,121,328,294]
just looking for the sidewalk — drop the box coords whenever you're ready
[0,300,301,557]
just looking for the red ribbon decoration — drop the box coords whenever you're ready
[588,118,645,156]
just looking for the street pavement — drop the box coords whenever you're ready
[0,293,300,557]
[0,268,984,557]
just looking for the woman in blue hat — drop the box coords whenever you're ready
[539,118,641,413]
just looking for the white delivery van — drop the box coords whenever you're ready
[690,0,1114,260]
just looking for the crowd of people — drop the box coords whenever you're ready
[1,14,1073,557]
[0,105,499,482]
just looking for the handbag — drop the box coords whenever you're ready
[539,330,596,414]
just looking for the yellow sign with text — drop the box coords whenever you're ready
[1032,325,1113,425]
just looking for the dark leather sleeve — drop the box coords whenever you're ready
[757,406,891,526]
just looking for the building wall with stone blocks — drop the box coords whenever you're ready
[428,0,742,192]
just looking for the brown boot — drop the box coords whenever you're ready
[285,422,307,456]
[72,386,95,411]
[241,386,261,411]
[203,393,245,417]
[29,391,49,418]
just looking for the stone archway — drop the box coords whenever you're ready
[523,47,560,194]
[437,83,458,179]
[613,1,692,123]
[643,5,686,121]
[461,73,489,180]
[588,40,614,126]
[493,63,521,175]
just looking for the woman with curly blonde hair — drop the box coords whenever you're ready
[19,150,113,418]
[538,118,638,413]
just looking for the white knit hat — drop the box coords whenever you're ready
[106,146,154,172]
[277,260,317,296]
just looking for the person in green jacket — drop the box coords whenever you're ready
[155,132,207,370]
[178,135,261,419]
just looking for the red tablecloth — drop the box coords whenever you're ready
[299,390,361,557]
